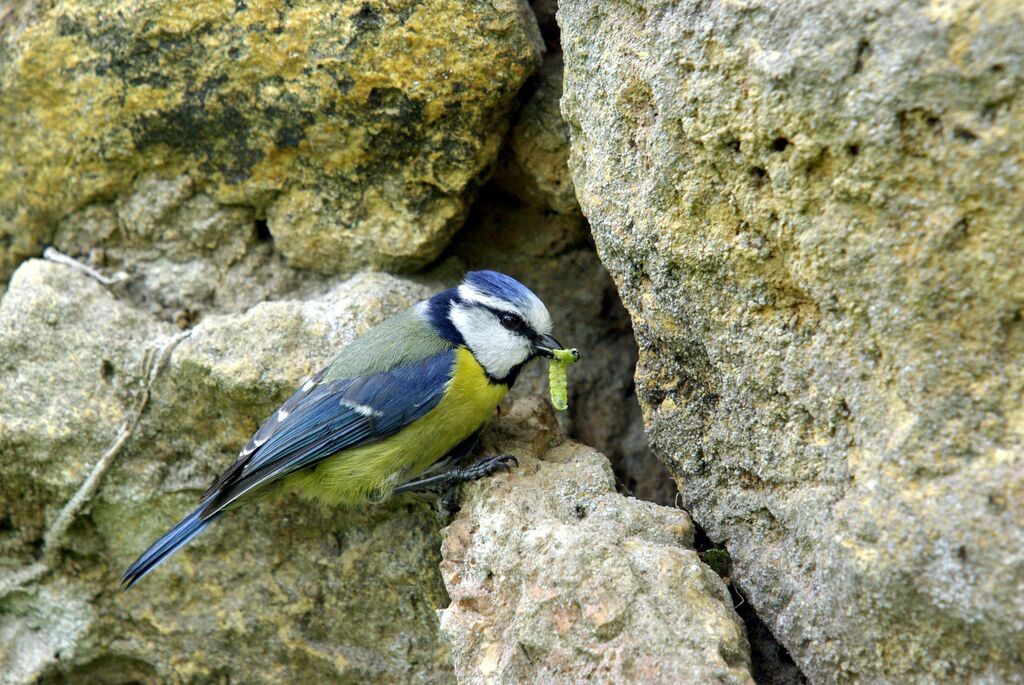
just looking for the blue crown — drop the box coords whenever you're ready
[463,270,539,308]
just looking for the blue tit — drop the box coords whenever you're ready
[121,270,567,588]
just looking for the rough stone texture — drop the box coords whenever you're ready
[0,261,453,684]
[493,53,578,215]
[441,188,676,505]
[52,172,316,324]
[440,396,753,684]
[561,1,1024,683]
[0,261,170,549]
[0,0,542,279]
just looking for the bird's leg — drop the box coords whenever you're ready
[445,455,518,509]
[398,431,482,511]
[438,432,481,511]
[391,455,519,506]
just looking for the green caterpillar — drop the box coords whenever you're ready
[549,348,581,411]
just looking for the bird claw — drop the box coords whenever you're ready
[484,454,519,475]
[456,454,519,481]
[438,456,518,513]
[495,455,518,472]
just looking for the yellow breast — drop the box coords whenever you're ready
[283,347,508,506]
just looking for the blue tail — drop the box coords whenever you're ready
[120,508,220,589]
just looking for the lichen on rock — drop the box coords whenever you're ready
[560,0,1024,682]
[0,0,543,279]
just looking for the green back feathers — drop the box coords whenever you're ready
[323,306,452,382]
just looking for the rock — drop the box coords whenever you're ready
[0,0,542,279]
[560,0,1024,682]
[0,260,171,549]
[443,188,676,504]
[439,396,754,684]
[493,53,579,215]
[52,173,314,323]
[0,261,453,683]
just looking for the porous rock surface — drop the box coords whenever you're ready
[439,397,753,684]
[560,0,1024,682]
[0,0,542,279]
[52,172,313,323]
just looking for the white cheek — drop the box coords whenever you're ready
[450,306,531,379]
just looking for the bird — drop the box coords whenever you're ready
[121,270,568,588]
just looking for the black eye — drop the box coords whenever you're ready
[499,312,526,332]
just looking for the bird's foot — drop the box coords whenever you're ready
[455,454,519,482]
[440,455,518,512]
[393,455,519,507]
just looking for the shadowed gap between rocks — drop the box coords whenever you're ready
[693,523,808,685]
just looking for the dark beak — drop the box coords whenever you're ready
[532,333,564,358]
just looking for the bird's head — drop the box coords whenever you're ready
[426,270,563,384]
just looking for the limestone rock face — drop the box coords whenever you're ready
[560,0,1024,682]
[0,0,542,279]
[52,172,312,323]
[439,397,753,684]
[0,262,453,684]
[0,261,171,544]
[494,53,579,215]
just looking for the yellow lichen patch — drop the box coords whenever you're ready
[0,0,542,278]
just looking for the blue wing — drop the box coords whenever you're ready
[197,350,456,518]
[122,310,457,589]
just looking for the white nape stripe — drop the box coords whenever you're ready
[340,398,381,418]
[457,283,514,313]
[413,300,432,319]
